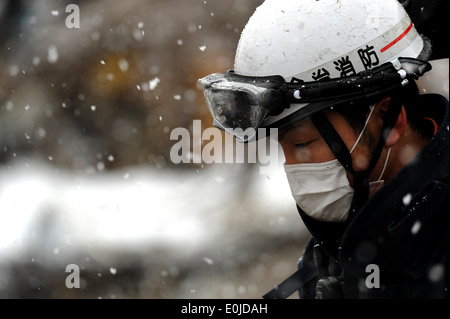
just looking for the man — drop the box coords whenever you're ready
[199,0,449,298]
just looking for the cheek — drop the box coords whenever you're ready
[280,142,335,164]
[280,143,313,164]
[351,128,378,171]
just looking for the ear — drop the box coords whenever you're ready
[377,97,406,147]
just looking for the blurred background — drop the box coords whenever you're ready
[0,0,309,298]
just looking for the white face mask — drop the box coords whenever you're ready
[284,105,391,222]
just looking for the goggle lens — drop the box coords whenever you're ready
[201,74,271,142]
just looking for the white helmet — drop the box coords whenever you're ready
[234,0,431,126]
[236,0,428,79]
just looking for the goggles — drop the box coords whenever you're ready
[199,57,431,142]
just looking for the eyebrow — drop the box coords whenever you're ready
[278,120,308,141]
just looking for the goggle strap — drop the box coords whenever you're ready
[286,73,401,104]
[284,58,430,105]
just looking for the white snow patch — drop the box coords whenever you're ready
[0,159,298,265]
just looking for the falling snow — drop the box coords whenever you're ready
[47,45,59,63]
[402,193,412,206]
[118,59,129,72]
[411,220,422,235]
[149,77,160,90]
[3,0,446,301]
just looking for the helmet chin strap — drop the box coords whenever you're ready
[310,94,403,217]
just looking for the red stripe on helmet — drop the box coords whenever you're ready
[380,21,413,53]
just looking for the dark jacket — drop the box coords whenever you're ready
[296,94,449,299]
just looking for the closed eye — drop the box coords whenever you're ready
[295,141,313,149]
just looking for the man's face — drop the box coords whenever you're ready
[279,111,374,185]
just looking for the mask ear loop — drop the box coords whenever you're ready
[349,104,376,154]
[368,147,391,196]
[351,104,390,183]
[376,147,391,182]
